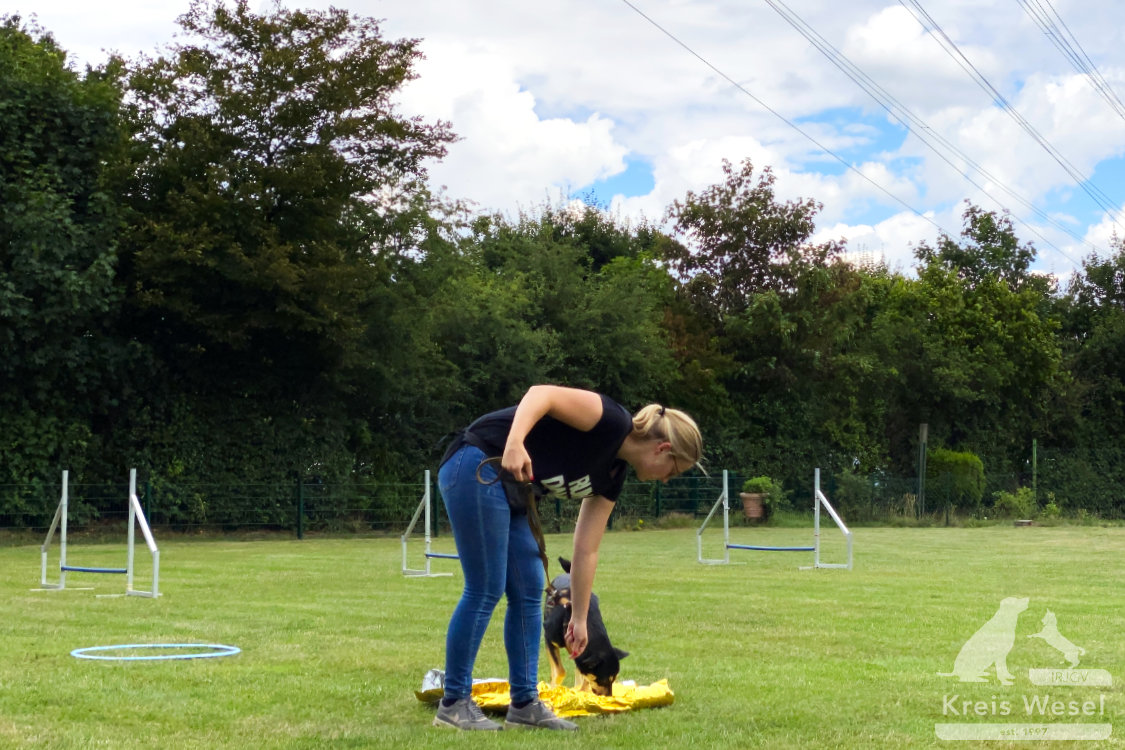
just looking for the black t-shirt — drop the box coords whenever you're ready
[458,394,634,502]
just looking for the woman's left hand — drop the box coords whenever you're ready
[565,617,588,657]
[502,443,534,482]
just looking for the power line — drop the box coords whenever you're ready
[1017,0,1125,123]
[897,0,1125,234]
[762,0,1092,265]
[617,0,950,241]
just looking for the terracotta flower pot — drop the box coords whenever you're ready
[740,492,765,520]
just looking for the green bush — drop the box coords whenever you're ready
[834,469,873,514]
[992,487,1036,519]
[927,449,985,514]
[1039,492,1061,521]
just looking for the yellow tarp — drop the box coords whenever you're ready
[415,671,674,717]
[535,679,675,717]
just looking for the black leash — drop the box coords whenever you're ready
[475,456,555,596]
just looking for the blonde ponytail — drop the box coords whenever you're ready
[632,404,704,473]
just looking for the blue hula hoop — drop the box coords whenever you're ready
[71,643,241,661]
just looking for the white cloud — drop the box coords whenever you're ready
[399,40,628,213]
[22,2,181,67]
[16,0,1125,279]
[815,209,946,273]
[1083,208,1125,257]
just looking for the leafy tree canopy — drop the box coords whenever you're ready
[117,0,455,393]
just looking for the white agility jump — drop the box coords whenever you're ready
[401,470,459,577]
[36,469,161,597]
[697,469,853,569]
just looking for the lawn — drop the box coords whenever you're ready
[1,523,1122,748]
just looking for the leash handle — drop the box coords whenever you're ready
[475,456,554,596]
[474,455,504,485]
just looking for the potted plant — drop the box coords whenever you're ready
[740,476,778,521]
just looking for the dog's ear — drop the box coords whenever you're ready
[614,648,629,661]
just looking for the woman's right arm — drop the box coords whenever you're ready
[501,385,603,482]
[565,494,615,656]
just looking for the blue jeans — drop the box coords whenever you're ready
[438,445,544,704]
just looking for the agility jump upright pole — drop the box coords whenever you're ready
[813,467,822,568]
[39,470,70,590]
[699,469,852,569]
[38,469,161,596]
[806,467,853,570]
[696,471,731,565]
[126,468,161,597]
[402,470,457,577]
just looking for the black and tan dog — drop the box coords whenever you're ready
[543,557,628,696]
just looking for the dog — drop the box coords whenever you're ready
[939,596,1029,685]
[543,557,628,696]
[1029,610,1085,668]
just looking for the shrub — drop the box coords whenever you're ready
[928,449,985,514]
[992,487,1036,519]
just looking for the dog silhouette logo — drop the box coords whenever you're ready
[1029,609,1086,668]
[939,596,1029,685]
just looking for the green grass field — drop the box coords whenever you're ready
[2,523,1122,748]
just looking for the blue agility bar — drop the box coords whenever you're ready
[61,565,128,574]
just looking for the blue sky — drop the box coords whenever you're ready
[582,157,657,210]
[23,0,1125,278]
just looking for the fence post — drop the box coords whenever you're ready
[1032,438,1038,505]
[654,483,661,518]
[296,477,305,540]
[917,423,928,517]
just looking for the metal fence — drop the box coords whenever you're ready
[0,473,731,539]
[3,463,1120,541]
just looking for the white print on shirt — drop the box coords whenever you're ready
[540,474,593,499]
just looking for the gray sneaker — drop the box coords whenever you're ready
[433,697,502,730]
[504,699,578,730]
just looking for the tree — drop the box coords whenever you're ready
[874,204,1062,478]
[428,206,680,412]
[1047,237,1125,512]
[913,202,1042,292]
[118,0,454,394]
[662,159,889,484]
[110,0,457,483]
[663,158,842,319]
[0,16,127,492]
